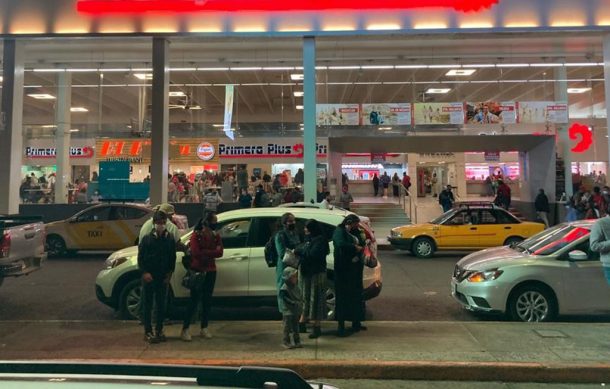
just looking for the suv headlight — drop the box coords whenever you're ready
[105,257,129,269]
[467,269,503,283]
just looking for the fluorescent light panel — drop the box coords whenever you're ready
[290,74,304,81]
[426,88,451,94]
[446,69,476,76]
[70,107,89,112]
[567,88,592,94]
[169,91,186,97]
[134,73,153,80]
[28,94,56,99]
[293,91,304,97]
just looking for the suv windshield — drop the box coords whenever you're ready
[514,224,591,256]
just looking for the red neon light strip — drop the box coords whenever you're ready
[77,0,498,13]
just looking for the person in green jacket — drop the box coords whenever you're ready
[332,214,366,337]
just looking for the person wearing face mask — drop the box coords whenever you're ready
[138,211,176,344]
[181,211,224,341]
[275,213,302,316]
[332,214,366,337]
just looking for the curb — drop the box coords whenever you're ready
[56,359,610,384]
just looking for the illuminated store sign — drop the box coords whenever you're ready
[25,146,94,159]
[569,123,594,154]
[77,0,499,13]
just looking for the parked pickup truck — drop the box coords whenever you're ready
[0,216,46,288]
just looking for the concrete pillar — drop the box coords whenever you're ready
[303,36,317,203]
[555,66,572,198]
[150,37,170,205]
[328,150,343,201]
[55,72,72,204]
[454,152,467,199]
[604,35,610,180]
[406,153,419,222]
[519,138,556,204]
[0,40,24,215]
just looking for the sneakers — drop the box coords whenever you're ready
[156,330,167,342]
[144,332,159,344]
[200,328,212,339]
[181,328,192,342]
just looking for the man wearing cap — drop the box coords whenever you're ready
[139,203,181,244]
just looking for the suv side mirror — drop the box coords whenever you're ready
[568,250,589,261]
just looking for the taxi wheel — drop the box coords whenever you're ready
[412,237,435,259]
[508,284,557,323]
[119,279,143,320]
[46,235,67,258]
[504,236,524,246]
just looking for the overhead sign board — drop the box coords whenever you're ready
[77,0,499,13]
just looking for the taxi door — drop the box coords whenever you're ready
[65,206,112,250]
[106,206,149,249]
[469,209,505,248]
[437,210,479,248]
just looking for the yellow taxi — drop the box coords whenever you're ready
[45,204,154,257]
[389,203,546,258]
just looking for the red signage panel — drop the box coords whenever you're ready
[77,0,499,13]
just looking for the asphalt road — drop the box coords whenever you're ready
[0,249,608,323]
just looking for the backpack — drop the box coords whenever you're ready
[264,232,279,268]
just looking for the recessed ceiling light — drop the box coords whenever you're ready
[294,91,304,97]
[446,69,476,76]
[28,94,56,100]
[291,74,304,81]
[69,129,80,132]
[378,127,393,130]
[134,73,153,80]
[189,105,203,110]
[212,124,225,127]
[296,105,304,110]
[70,107,89,112]
[426,88,451,94]
[567,88,592,94]
[41,125,57,128]
[169,91,186,97]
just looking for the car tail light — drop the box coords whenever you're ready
[360,222,376,242]
[0,232,11,258]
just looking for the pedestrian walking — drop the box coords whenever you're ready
[380,172,391,198]
[392,173,400,197]
[372,174,380,196]
[296,219,329,339]
[402,172,411,194]
[590,211,610,285]
[181,212,223,341]
[495,180,512,210]
[339,186,354,211]
[438,185,455,213]
[238,188,252,209]
[204,189,223,212]
[592,186,608,217]
[534,189,551,228]
[279,267,303,349]
[294,168,305,186]
[138,211,176,343]
[237,166,249,193]
[332,214,366,337]
[275,213,302,313]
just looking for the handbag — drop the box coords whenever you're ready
[282,248,300,268]
[181,270,205,290]
[363,245,378,268]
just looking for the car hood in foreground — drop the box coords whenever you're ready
[108,245,138,261]
[457,245,529,270]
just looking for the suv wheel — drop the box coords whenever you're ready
[508,284,557,322]
[119,279,143,320]
[412,237,435,258]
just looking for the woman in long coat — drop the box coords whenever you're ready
[332,214,366,336]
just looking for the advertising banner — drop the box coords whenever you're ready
[218,138,328,159]
[316,104,360,126]
[361,103,412,125]
[95,138,219,164]
[223,84,235,140]
[465,101,517,124]
[517,102,568,124]
[413,103,464,125]
[484,151,501,162]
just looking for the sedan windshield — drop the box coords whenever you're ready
[430,209,457,225]
[514,224,591,256]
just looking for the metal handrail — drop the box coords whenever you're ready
[399,186,416,224]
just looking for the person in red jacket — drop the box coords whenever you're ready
[181,212,224,341]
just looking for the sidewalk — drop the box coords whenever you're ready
[3,320,610,383]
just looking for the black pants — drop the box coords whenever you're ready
[183,271,217,329]
[393,185,399,197]
[373,185,379,196]
[142,278,168,334]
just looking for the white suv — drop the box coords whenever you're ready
[95,207,382,319]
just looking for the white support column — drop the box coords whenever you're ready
[0,40,24,215]
[55,72,72,204]
[303,36,317,204]
[555,66,572,198]
[328,150,343,201]
[604,35,610,179]
[150,37,170,205]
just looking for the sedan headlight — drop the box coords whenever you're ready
[390,230,402,238]
[467,269,503,283]
[105,257,129,269]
